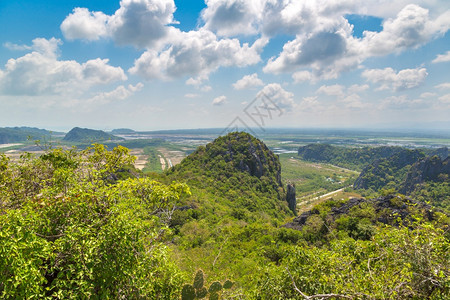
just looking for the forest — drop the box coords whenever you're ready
[0,132,449,299]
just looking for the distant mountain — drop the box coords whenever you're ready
[0,127,57,144]
[297,144,404,170]
[353,149,425,191]
[110,128,136,134]
[63,127,123,142]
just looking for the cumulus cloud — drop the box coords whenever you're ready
[233,73,263,90]
[362,67,428,91]
[317,84,345,97]
[0,38,126,96]
[3,42,32,51]
[292,71,312,83]
[264,21,362,81]
[257,83,295,111]
[316,83,369,109]
[59,0,449,83]
[212,95,227,105]
[362,5,436,56]
[435,82,450,90]
[263,3,449,81]
[61,7,109,41]
[264,31,348,74]
[432,50,450,63]
[380,95,427,110]
[202,0,263,36]
[129,30,264,80]
[86,83,143,105]
[61,0,177,48]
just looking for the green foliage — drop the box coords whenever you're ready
[0,145,189,299]
[181,270,233,300]
[297,144,406,170]
[168,132,292,219]
[252,220,449,299]
[354,149,425,192]
[193,270,204,290]
[413,181,450,212]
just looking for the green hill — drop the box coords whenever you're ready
[297,143,405,170]
[63,127,123,143]
[1,133,449,299]
[0,127,57,144]
[169,131,292,217]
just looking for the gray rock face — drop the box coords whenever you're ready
[284,194,436,231]
[353,149,425,190]
[400,156,449,194]
[286,183,296,215]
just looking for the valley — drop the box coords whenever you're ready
[1,127,449,299]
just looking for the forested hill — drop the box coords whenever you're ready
[353,149,425,191]
[0,127,56,143]
[297,144,404,170]
[169,131,292,217]
[63,127,123,142]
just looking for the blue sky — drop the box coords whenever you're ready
[0,0,449,132]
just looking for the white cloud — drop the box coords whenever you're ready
[348,84,369,94]
[129,29,264,80]
[0,38,126,96]
[317,84,345,97]
[316,83,369,109]
[435,82,450,90]
[61,7,109,41]
[362,67,428,91]
[438,94,450,104]
[420,92,436,98]
[380,95,427,110]
[87,83,143,105]
[263,3,449,81]
[362,5,434,56]
[233,73,263,90]
[257,83,295,111]
[292,71,312,83]
[3,42,32,51]
[432,50,450,63]
[61,0,177,48]
[185,93,199,98]
[212,95,227,106]
[202,0,264,36]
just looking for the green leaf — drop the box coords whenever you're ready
[208,281,222,294]
[181,284,196,300]
[193,269,204,289]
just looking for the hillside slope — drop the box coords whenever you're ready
[63,127,123,142]
[0,127,56,144]
[169,131,292,217]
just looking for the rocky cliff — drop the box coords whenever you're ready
[400,156,449,194]
[170,132,292,217]
[353,149,425,191]
[284,194,437,231]
[286,183,296,215]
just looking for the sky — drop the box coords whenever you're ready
[0,0,449,132]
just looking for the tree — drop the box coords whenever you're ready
[0,145,190,299]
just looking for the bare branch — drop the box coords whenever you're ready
[285,267,353,299]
